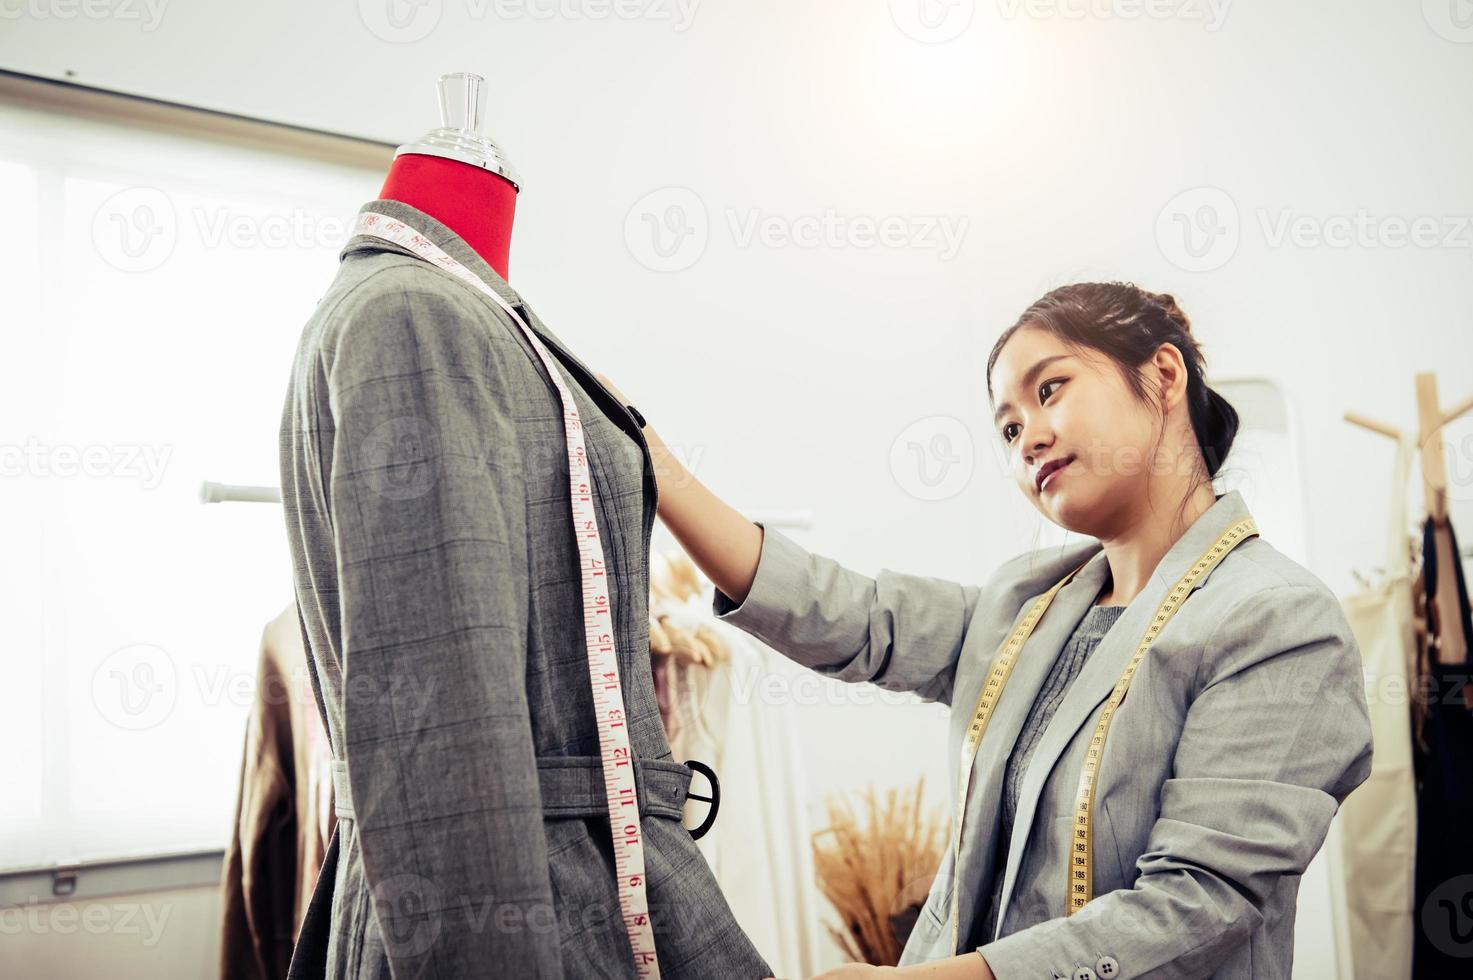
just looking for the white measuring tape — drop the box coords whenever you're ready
[947,517,1258,951]
[352,211,661,978]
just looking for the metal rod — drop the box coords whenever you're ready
[200,480,815,531]
[200,481,282,504]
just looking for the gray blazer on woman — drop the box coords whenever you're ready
[279,199,770,979]
[714,489,1373,980]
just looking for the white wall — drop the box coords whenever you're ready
[3,2,1471,978]
[4,1,1468,590]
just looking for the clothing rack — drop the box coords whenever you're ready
[199,479,813,531]
[1344,371,1473,523]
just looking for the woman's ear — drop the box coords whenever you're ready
[1151,342,1190,410]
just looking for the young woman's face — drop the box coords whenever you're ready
[989,326,1164,533]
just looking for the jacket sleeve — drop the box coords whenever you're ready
[326,282,562,978]
[712,523,983,705]
[976,584,1375,980]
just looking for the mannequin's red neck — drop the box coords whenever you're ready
[379,153,518,282]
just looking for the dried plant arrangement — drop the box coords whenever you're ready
[811,777,947,966]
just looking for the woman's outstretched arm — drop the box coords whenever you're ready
[597,373,983,707]
[647,423,765,607]
[596,372,762,604]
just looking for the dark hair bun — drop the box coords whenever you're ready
[1143,290,1192,336]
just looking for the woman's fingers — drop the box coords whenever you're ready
[594,371,629,404]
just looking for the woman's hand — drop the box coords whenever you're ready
[766,953,993,979]
[766,966,896,980]
[591,367,765,609]
[594,371,631,406]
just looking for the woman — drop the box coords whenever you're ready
[602,282,1373,979]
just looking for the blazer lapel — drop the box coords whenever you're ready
[343,199,650,450]
[950,540,1110,944]
[991,489,1255,936]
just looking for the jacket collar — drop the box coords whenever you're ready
[340,199,624,427]
[977,488,1258,940]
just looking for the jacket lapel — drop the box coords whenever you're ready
[950,540,1109,945]
[990,489,1254,937]
[341,199,649,450]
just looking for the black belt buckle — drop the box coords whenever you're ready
[682,759,720,840]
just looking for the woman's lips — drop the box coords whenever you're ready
[1039,457,1074,492]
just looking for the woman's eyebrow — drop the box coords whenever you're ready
[993,354,1073,426]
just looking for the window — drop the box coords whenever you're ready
[0,76,387,870]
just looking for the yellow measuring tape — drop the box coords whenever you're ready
[947,517,1258,951]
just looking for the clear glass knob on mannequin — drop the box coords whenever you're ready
[396,71,521,191]
[437,70,483,133]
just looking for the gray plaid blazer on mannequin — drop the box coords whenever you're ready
[713,489,1374,980]
[278,198,770,979]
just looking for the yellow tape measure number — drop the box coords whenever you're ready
[947,518,1258,951]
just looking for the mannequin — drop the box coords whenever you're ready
[276,70,773,980]
[377,71,520,280]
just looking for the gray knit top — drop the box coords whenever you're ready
[974,592,1128,947]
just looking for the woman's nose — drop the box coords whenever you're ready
[1022,427,1053,465]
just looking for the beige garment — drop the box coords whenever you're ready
[1338,439,1418,980]
[218,603,336,980]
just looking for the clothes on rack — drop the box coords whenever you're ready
[219,602,336,980]
[656,584,830,979]
[650,644,675,734]
[1412,513,1473,979]
[1423,515,1473,671]
[1338,440,1419,980]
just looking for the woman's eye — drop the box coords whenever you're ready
[1000,379,1065,444]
